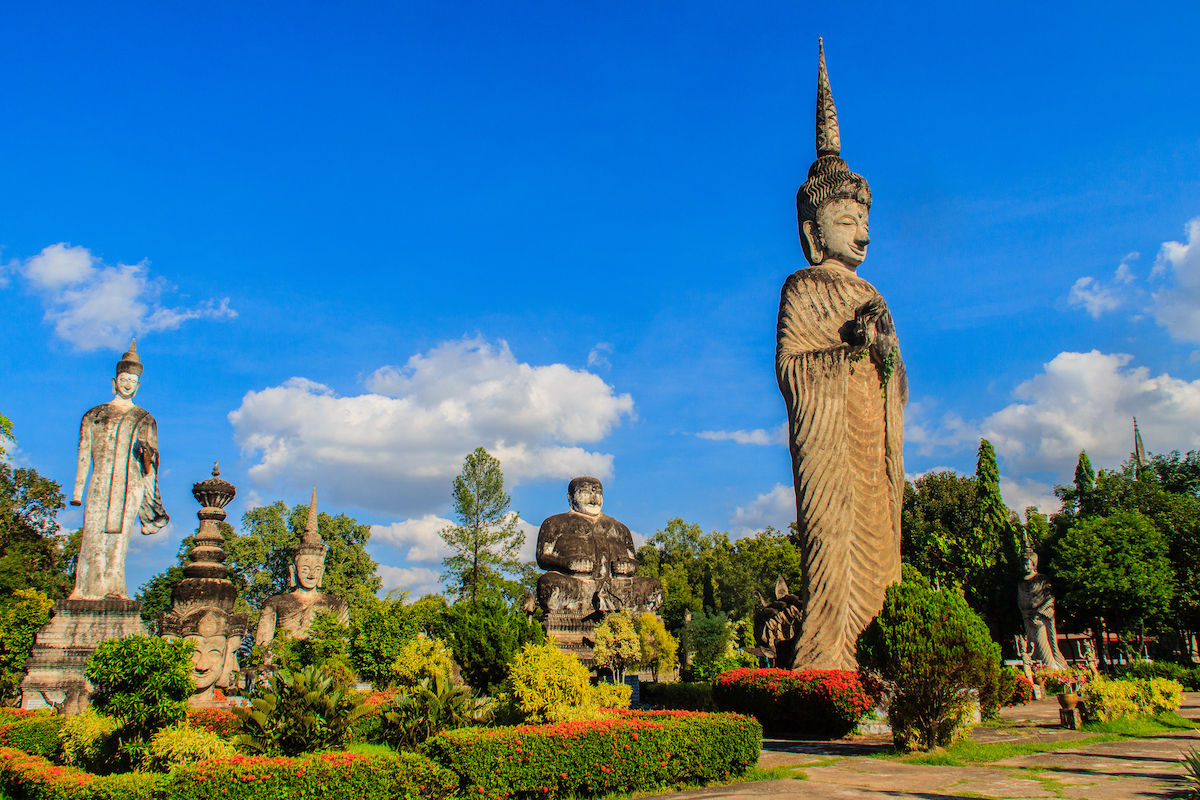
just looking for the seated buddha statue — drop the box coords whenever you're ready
[536,477,663,617]
[254,488,350,652]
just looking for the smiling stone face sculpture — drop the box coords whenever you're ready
[771,40,907,671]
[535,477,663,619]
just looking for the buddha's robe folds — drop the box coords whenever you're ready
[776,264,907,670]
[72,403,170,600]
[255,592,350,646]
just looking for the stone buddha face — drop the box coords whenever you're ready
[802,198,870,270]
[570,484,603,517]
[185,612,229,694]
[112,371,140,402]
[1021,552,1038,581]
[294,554,326,591]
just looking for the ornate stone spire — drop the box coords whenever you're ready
[296,485,327,556]
[116,338,144,377]
[815,37,840,158]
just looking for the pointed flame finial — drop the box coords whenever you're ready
[304,485,319,542]
[212,461,220,477]
[815,38,841,158]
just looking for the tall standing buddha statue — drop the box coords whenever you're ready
[773,40,907,671]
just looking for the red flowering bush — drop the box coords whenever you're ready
[0,746,164,799]
[422,710,760,799]
[711,668,874,737]
[0,713,64,760]
[1008,675,1035,706]
[185,709,240,739]
[0,747,456,800]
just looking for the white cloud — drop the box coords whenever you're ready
[982,350,1200,477]
[229,337,636,517]
[697,421,788,446]
[1000,476,1060,517]
[731,483,794,537]
[371,515,454,563]
[587,342,613,370]
[15,243,236,350]
[905,400,978,457]
[1067,252,1139,319]
[377,565,442,597]
[1151,218,1200,343]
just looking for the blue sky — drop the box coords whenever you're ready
[3,1,1200,598]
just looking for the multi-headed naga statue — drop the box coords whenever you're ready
[774,40,907,670]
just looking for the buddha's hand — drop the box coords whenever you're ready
[856,296,897,363]
[851,296,884,352]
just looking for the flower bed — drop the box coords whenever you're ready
[184,709,240,739]
[422,710,761,799]
[711,668,874,737]
[0,713,65,760]
[1008,674,1035,706]
[0,747,456,800]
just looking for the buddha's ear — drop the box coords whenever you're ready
[800,220,823,265]
[288,563,297,588]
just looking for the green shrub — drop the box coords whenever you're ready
[183,708,239,739]
[502,642,599,723]
[680,611,732,681]
[712,668,873,737]
[391,637,456,687]
[1117,659,1200,690]
[856,571,1000,751]
[592,614,640,683]
[635,613,678,682]
[0,713,63,760]
[377,675,491,750]
[689,651,756,683]
[0,746,165,799]
[1082,676,1183,722]
[84,635,194,742]
[165,751,456,800]
[591,682,632,710]
[272,612,356,685]
[144,722,237,772]
[1182,746,1200,799]
[442,596,544,694]
[640,682,715,712]
[58,708,119,775]
[233,663,367,756]
[0,590,54,704]
[422,710,761,799]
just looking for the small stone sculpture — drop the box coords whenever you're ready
[752,577,804,667]
[159,464,249,707]
[775,40,907,670]
[535,477,663,618]
[1017,542,1067,670]
[70,340,170,599]
[254,488,350,650]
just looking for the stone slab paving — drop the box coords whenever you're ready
[653,693,1200,800]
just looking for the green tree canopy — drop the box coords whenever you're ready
[0,462,72,599]
[441,593,543,693]
[439,447,528,602]
[592,613,640,682]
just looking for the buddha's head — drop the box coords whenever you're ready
[1021,550,1039,581]
[796,39,872,270]
[568,476,604,517]
[113,339,143,400]
[291,486,328,591]
[160,607,235,699]
[293,553,326,590]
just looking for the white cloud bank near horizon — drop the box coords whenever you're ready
[231,337,635,519]
[12,243,235,350]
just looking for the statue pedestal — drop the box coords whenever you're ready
[544,611,596,668]
[19,599,149,715]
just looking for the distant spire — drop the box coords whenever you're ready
[1134,417,1147,475]
[815,38,841,158]
[212,461,220,477]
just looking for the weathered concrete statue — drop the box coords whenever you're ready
[752,576,804,667]
[70,340,170,600]
[535,477,663,618]
[254,488,349,650]
[159,464,248,707]
[1018,545,1067,670]
[774,40,907,670]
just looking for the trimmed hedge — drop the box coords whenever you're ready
[0,748,456,800]
[0,713,64,760]
[422,710,761,799]
[712,668,873,737]
[639,682,715,712]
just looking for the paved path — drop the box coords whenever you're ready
[656,694,1200,800]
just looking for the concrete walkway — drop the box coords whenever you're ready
[659,694,1200,800]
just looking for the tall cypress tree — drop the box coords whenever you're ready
[974,439,1021,643]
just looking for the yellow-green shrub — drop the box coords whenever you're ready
[144,721,237,771]
[503,643,598,723]
[1082,676,1183,722]
[590,682,632,710]
[58,707,118,773]
[391,636,456,687]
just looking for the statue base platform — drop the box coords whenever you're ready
[20,599,150,715]
[544,611,596,668]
